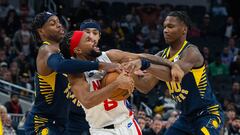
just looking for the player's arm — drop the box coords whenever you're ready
[132,72,159,94]
[139,52,173,67]
[69,72,134,109]
[175,45,204,74]
[37,44,117,76]
[106,49,141,63]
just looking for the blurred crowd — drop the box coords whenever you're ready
[0,0,240,134]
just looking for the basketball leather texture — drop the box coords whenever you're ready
[101,72,131,101]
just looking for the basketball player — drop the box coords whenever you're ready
[66,19,183,135]
[24,12,121,135]
[125,11,224,135]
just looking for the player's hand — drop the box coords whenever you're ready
[134,70,146,77]
[99,62,122,73]
[122,59,141,73]
[171,63,184,82]
[115,71,134,93]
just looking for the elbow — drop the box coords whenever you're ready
[81,101,94,109]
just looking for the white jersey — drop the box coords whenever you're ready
[83,52,132,128]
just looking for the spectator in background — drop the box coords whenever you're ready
[2,115,16,135]
[211,0,228,16]
[199,14,211,38]
[9,61,20,83]
[137,117,147,131]
[18,72,32,92]
[16,0,34,21]
[4,93,22,114]
[13,21,32,53]
[223,16,238,41]
[0,0,14,21]
[0,61,8,78]
[227,38,239,58]
[231,82,240,110]
[0,49,8,63]
[221,47,233,66]
[143,119,165,135]
[3,9,21,38]
[208,53,229,77]
[0,105,8,127]
[230,53,240,77]
[202,46,213,65]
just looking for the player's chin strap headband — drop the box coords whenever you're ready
[80,22,101,32]
[70,31,84,56]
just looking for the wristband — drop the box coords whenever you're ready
[140,59,151,71]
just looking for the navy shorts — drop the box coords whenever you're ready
[164,113,224,135]
[24,112,67,135]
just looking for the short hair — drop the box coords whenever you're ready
[59,31,74,59]
[80,19,101,32]
[167,11,192,29]
[31,12,55,44]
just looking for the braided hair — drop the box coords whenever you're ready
[167,11,192,29]
[59,31,74,59]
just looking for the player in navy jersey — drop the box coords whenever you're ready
[125,11,224,135]
[24,12,120,135]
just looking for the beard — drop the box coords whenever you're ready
[89,50,102,58]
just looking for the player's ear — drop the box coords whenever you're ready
[74,48,82,55]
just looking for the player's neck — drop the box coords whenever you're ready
[170,37,186,51]
[41,37,59,46]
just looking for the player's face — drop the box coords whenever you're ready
[39,16,65,43]
[83,28,100,46]
[163,16,186,44]
[76,32,102,59]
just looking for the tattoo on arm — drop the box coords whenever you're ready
[140,53,173,67]
[177,45,204,73]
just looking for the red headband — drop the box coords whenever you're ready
[70,31,84,56]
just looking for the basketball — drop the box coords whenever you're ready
[101,72,132,101]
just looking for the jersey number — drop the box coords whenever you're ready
[104,100,118,111]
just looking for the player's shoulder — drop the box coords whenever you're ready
[155,48,168,57]
[38,43,59,56]
[184,43,201,55]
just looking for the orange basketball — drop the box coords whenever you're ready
[101,72,132,101]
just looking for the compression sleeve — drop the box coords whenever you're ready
[47,53,99,74]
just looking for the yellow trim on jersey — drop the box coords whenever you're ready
[201,127,210,135]
[38,72,57,92]
[43,41,50,45]
[0,117,3,135]
[34,115,48,133]
[191,66,206,86]
[166,40,188,61]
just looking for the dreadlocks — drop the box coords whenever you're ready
[59,31,73,59]
[31,12,55,44]
[167,11,192,29]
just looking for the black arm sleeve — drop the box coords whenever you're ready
[47,53,99,74]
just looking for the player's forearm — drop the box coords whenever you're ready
[146,64,172,82]
[73,82,120,109]
[140,53,173,67]
[47,53,99,74]
[133,74,159,94]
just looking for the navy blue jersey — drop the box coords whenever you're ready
[160,41,221,117]
[25,42,71,134]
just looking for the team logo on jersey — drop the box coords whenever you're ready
[127,122,133,128]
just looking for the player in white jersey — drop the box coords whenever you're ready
[60,20,182,135]
[59,30,142,135]
[83,52,142,135]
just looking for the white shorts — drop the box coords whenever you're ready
[89,118,142,135]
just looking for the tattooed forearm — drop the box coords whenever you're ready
[139,53,173,67]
